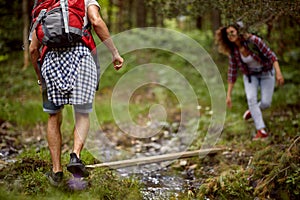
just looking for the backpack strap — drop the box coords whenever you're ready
[60,0,69,34]
[29,9,47,41]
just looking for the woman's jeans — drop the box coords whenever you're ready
[243,69,275,130]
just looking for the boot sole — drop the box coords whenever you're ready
[67,163,89,178]
[45,172,63,186]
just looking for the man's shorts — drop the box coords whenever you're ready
[42,88,93,114]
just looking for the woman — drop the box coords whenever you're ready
[215,23,284,140]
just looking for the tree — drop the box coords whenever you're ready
[146,0,300,28]
[0,0,23,55]
[136,0,147,27]
[22,0,29,69]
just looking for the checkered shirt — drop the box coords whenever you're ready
[41,43,97,106]
[228,35,277,83]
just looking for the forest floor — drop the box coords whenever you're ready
[0,51,299,199]
[0,102,299,200]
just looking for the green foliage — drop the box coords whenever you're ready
[146,0,300,63]
[0,98,47,127]
[286,168,300,196]
[198,137,300,199]
[147,0,300,25]
[0,52,45,127]
[251,138,300,198]
[0,0,24,54]
[198,168,254,199]
[89,169,142,200]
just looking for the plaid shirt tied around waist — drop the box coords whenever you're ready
[42,42,97,106]
[228,35,278,83]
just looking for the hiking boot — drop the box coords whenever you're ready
[253,129,269,141]
[67,153,89,178]
[45,171,63,186]
[243,110,252,120]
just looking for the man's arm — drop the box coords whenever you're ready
[87,5,123,70]
[29,30,42,81]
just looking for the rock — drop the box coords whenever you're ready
[180,160,187,166]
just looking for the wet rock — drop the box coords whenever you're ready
[163,130,170,139]
[180,160,188,166]
[160,146,171,154]
[188,164,198,170]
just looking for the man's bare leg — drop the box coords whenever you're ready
[73,112,90,158]
[47,112,63,173]
[66,112,90,177]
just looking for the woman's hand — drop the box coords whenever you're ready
[276,71,284,86]
[226,82,234,108]
[226,95,232,108]
[273,61,284,86]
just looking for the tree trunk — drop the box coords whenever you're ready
[136,0,147,27]
[107,0,113,30]
[211,9,221,32]
[151,7,157,27]
[196,16,202,30]
[127,0,134,28]
[117,0,124,32]
[22,0,29,69]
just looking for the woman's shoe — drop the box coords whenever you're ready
[243,110,252,120]
[253,129,268,141]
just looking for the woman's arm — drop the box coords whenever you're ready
[273,61,284,86]
[226,82,234,108]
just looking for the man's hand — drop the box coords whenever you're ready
[113,54,124,71]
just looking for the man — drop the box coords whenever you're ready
[29,0,123,186]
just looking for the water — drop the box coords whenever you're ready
[93,120,205,199]
[119,165,203,200]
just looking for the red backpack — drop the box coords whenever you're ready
[29,0,85,48]
[29,0,97,60]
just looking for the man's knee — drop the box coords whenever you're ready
[75,112,89,120]
[48,112,63,124]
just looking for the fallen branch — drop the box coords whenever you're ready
[86,147,225,169]
[254,166,291,196]
[287,135,300,153]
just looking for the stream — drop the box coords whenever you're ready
[95,120,214,199]
[120,166,203,200]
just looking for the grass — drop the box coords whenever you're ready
[0,29,299,199]
[0,147,143,200]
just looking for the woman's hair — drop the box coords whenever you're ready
[214,24,240,56]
